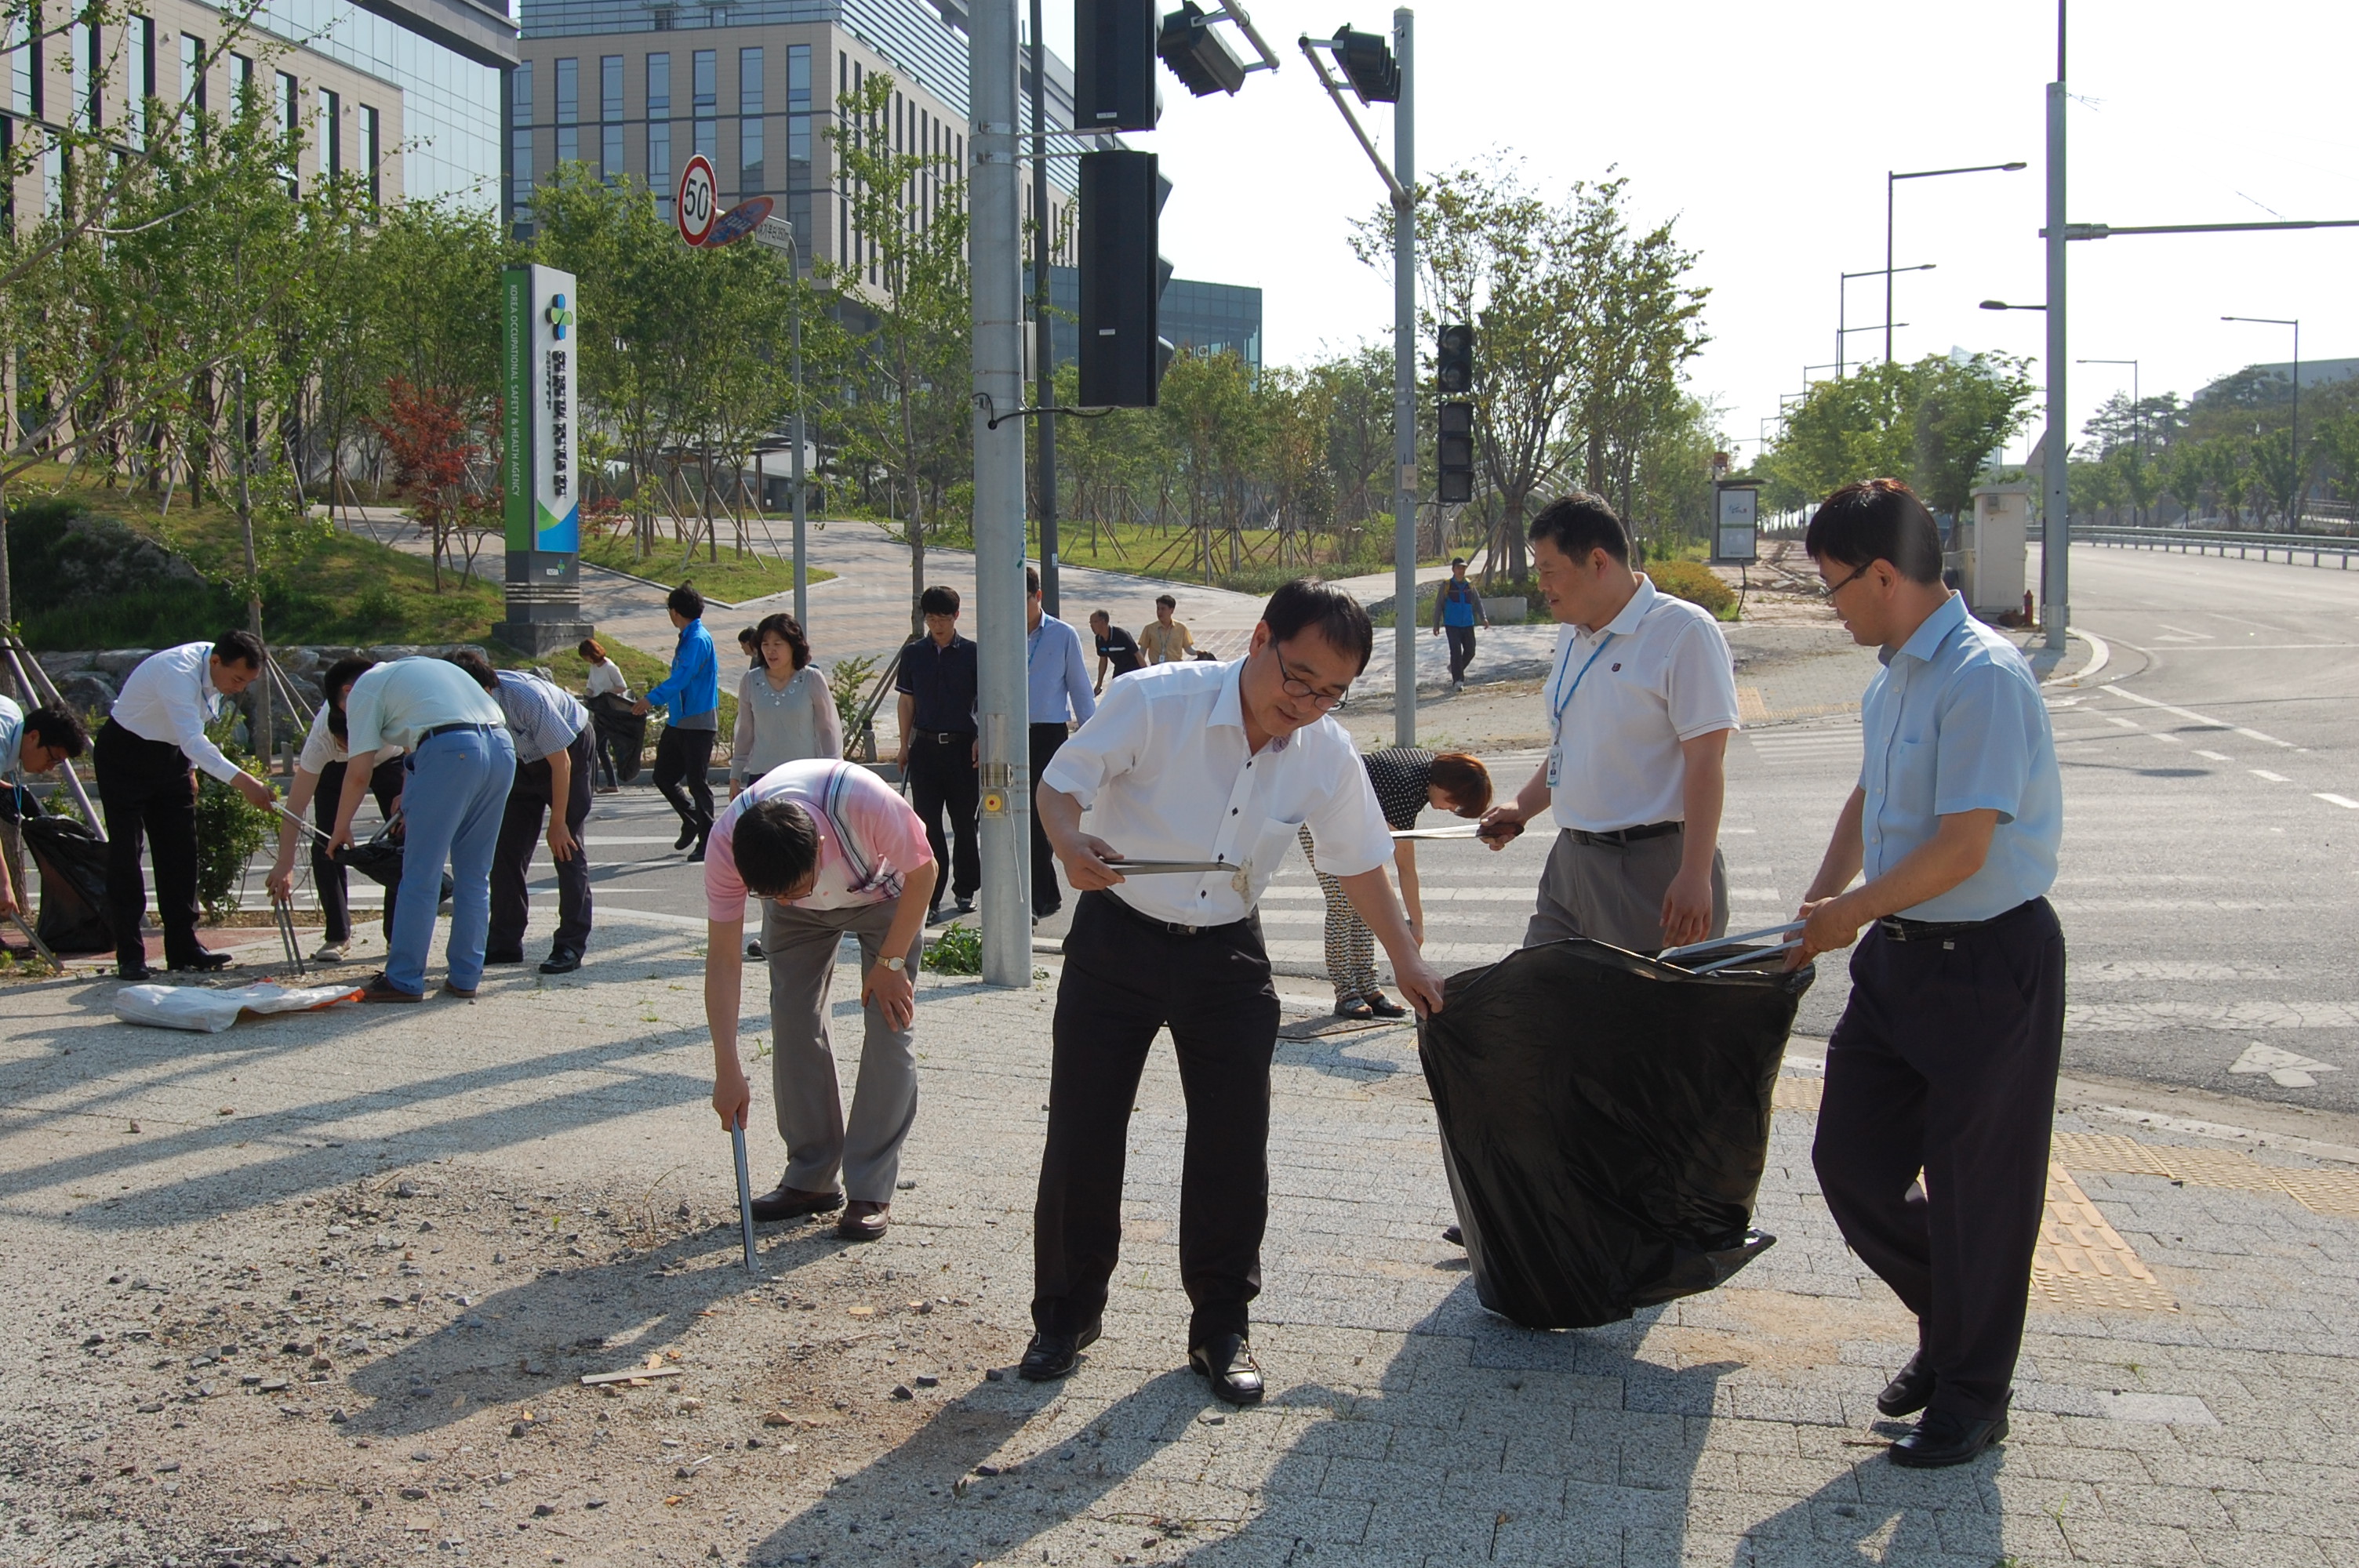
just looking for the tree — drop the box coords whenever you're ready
[1766,354,2034,517]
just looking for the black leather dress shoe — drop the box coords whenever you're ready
[173,950,234,973]
[539,949,582,975]
[674,820,700,851]
[1877,1350,1937,1418]
[1889,1409,2008,1468]
[118,964,154,982]
[1188,1334,1265,1406]
[747,1183,843,1223]
[1441,1224,1464,1247]
[1018,1320,1101,1382]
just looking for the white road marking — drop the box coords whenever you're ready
[2251,770,2291,782]
[2147,732,2184,746]
[2110,685,2290,746]
[2154,623,2215,641]
[2315,793,2359,810]
[2099,713,2142,730]
[2228,1041,2340,1089]
[2194,750,2234,762]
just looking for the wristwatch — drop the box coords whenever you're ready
[881,955,906,973]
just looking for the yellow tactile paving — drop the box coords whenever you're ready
[2030,1163,2182,1312]
[2050,1130,2176,1178]
[1772,1075,1823,1113]
[2271,1167,2359,1218]
[2050,1130,2359,1216]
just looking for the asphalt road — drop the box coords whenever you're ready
[253,540,2359,1118]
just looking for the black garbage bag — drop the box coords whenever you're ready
[589,693,646,783]
[336,826,454,909]
[21,815,114,955]
[1417,937,1814,1330]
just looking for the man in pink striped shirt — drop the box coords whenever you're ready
[703,759,938,1242]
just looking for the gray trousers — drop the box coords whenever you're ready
[1522,826,1728,956]
[761,898,925,1203]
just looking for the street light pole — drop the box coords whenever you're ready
[2076,358,2138,524]
[2041,11,2069,653]
[1389,6,1416,748]
[1030,0,1059,614]
[2222,315,2300,526]
[1887,159,2027,366]
[1839,263,1931,378]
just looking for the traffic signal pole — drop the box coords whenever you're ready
[1389,7,1416,747]
[972,0,1033,987]
[1030,0,1060,617]
[2041,18,2069,653]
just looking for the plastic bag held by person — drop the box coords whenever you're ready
[1416,938,1813,1330]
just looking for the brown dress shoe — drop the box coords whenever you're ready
[748,1184,845,1223]
[836,1200,890,1242]
[358,971,423,1004]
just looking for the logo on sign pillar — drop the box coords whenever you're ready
[546,293,573,340]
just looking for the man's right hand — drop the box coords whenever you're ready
[0,881,16,919]
[266,861,295,902]
[1476,803,1528,850]
[1054,833,1129,891]
[713,1061,752,1131]
[234,773,276,809]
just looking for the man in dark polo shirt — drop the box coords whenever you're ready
[895,585,981,923]
[1089,610,1143,693]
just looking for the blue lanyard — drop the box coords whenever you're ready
[1548,632,1616,732]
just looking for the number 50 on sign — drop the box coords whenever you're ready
[677,154,718,247]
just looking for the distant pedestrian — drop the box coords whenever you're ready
[0,698,89,927]
[265,657,405,962]
[703,758,939,1243]
[327,657,515,1003]
[731,612,842,797]
[442,651,595,976]
[1788,478,2065,1469]
[1306,750,1492,1018]
[1025,566,1096,922]
[1431,557,1490,690]
[1136,594,1196,666]
[95,633,278,979]
[635,583,721,862]
[578,637,630,793]
[894,586,980,924]
[738,625,762,670]
[1089,610,1143,692]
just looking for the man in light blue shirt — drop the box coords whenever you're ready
[1025,564,1096,921]
[1788,478,2065,1472]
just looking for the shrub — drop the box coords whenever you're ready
[923,922,982,975]
[1645,559,1736,619]
[192,713,276,918]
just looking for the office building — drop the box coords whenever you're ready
[1043,264,1262,373]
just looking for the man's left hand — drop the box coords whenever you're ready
[862,961,916,1031]
[547,821,577,862]
[1659,866,1717,949]
[1392,951,1448,1018]
[631,699,651,717]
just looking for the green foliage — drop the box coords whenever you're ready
[1645,559,1736,619]
[827,655,881,746]
[192,717,276,919]
[1765,354,2035,517]
[923,923,983,976]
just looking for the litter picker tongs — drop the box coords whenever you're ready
[267,803,327,978]
[6,911,60,974]
[1658,920,1806,975]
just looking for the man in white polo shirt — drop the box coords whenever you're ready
[1020,579,1446,1406]
[1478,493,1739,953]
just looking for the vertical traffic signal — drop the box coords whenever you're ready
[1332,26,1401,104]
[1078,150,1172,408]
[1436,323,1474,394]
[1075,0,1161,132]
[1438,401,1474,504]
[1159,3,1249,98]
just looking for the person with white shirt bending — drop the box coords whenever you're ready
[578,637,631,793]
[264,657,408,963]
[1476,494,1740,955]
[1023,564,1096,922]
[442,650,598,977]
[95,633,277,979]
[327,656,515,1003]
[730,612,841,795]
[1017,579,1446,1408]
[0,696,89,926]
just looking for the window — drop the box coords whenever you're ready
[363,103,380,209]
[178,34,202,114]
[646,52,671,216]
[692,49,714,162]
[71,16,98,132]
[554,57,577,167]
[787,44,810,264]
[599,55,622,182]
[128,15,154,148]
[277,71,298,193]
[317,88,339,180]
[737,46,762,197]
[510,60,533,216]
[6,5,34,118]
[232,53,253,110]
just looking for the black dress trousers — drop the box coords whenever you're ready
[489,726,596,959]
[312,753,407,946]
[1027,722,1069,917]
[93,721,204,971]
[652,724,716,839]
[1812,898,2066,1425]
[906,731,980,907]
[1032,891,1282,1348]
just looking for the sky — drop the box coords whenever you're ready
[1036,0,2359,466]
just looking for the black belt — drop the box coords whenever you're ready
[1877,902,2035,942]
[913,729,976,744]
[1092,888,1249,940]
[1569,821,1681,847]
[420,722,498,743]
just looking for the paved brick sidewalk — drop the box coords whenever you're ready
[1,918,2352,1566]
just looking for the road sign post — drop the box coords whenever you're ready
[1711,484,1760,565]
[676,154,718,247]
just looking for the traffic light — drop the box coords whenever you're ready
[1437,323,1474,394]
[1160,2,1248,98]
[1075,0,1160,132]
[1438,401,1475,505]
[1332,26,1400,104]
[1079,151,1173,408]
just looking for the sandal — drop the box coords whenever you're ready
[1364,992,1408,1019]
[1332,998,1376,1021]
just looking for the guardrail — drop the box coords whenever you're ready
[2076,525,2359,570]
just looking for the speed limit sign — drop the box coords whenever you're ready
[676,154,718,247]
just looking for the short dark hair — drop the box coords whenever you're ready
[1261,578,1375,675]
[213,630,266,670]
[755,612,811,670]
[920,585,961,617]
[1154,593,1177,610]
[1528,493,1630,564]
[1088,609,1110,626]
[1805,478,1945,585]
[738,625,760,648]
[1428,752,1492,816]
[732,797,823,898]
[320,656,377,742]
[441,648,500,691]
[1026,564,1041,596]
[576,637,605,662]
[21,704,89,760]
[667,583,705,619]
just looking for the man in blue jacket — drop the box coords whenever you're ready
[634,583,722,862]
[1430,557,1490,691]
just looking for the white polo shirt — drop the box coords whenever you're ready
[1041,658,1394,927]
[342,658,504,757]
[1547,575,1741,834]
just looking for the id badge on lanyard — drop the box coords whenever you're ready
[1545,633,1616,789]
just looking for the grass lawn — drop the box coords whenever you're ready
[1042,517,1427,597]
[577,523,834,607]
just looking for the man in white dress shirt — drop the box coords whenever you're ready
[1019,579,1446,1406]
[1024,564,1096,923]
[1478,493,1739,954]
[94,633,277,978]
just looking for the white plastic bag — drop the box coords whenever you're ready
[113,982,364,1033]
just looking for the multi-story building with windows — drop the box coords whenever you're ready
[2,0,515,218]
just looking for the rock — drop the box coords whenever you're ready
[311,1355,333,1370]
[399,1487,427,1501]
[36,650,97,679]
[983,1368,1004,1382]
[585,1498,607,1509]
[395,1181,419,1199]
[56,672,118,714]
[914,1374,939,1388]
[532,1504,555,1518]
[896,1178,916,1190]
[891,1385,913,1401]
[493,1252,507,1265]
[975,1465,1000,1477]
[93,646,167,679]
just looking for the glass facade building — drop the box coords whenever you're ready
[1045,266,1263,376]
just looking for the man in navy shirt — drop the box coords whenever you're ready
[895,585,981,922]
[1789,478,2065,1470]
[1089,611,1143,691]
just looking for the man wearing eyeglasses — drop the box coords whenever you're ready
[1019,578,1445,1406]
[1477,492,1739,954]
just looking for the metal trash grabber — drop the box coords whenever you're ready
[271,896,308,980]
[272,800,333,844]
[6,910,60,974]
[731,1119,759,1276]
[1659,920,1807,976]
